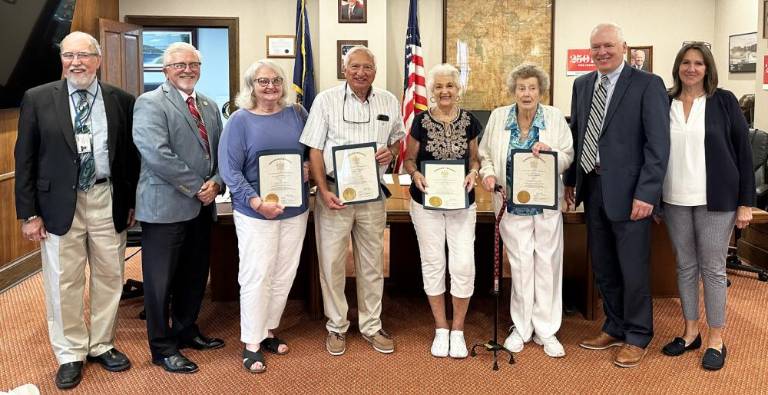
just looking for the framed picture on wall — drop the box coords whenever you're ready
[142,29,196,70]
[729,32,757,73]
[627,46,653,72]
[266,35,295,58]
[337,40,368,79]
[338,0,367,23]
[764,1,768,39]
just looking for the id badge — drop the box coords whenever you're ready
[76,133,92,154]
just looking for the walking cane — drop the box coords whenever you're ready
[470,185,514,370]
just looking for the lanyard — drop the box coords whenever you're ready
[69,83,100,125]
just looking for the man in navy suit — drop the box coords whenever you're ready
[564,23,669,368]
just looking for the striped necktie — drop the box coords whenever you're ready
[186,96,210,154]
[75,90,95,191]
[580,74,609,174]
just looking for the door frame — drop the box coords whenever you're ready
[124,15,239,110]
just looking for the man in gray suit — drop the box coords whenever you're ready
[133,42,224,374]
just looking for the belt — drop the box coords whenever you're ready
[591,165,602,176]
[326,175,392,198]
[94,178,110,185]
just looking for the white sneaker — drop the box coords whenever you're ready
[533,334,566,358]
[449,330,468,359]
[503,329,525,353]
[431,328,449,357]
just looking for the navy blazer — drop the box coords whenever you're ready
[667,88,754,211]
[564,64,670,221]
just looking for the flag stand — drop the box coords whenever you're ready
[470,185,514,370]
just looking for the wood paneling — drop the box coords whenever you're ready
[1,177,39,270]
[0,252,41,292]
[99,19,143,96]
[0,109,19,174]
[70,0,118,39]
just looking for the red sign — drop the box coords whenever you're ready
[567,49,596,76]
[764,55,768,90]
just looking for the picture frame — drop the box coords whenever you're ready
[336,40,368,79]
[764,1,768,39]
[266,35,296,58]
[627,46,653,73]
[338,0,367,24]
[729,32,757,73]
[142,29,195,70]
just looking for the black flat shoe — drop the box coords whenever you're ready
[662,334,702,356]
[152,353,199,374]
[87,348,131,372]
[55,361,83,389]
[702,344,727,371]
[179,334,225,350]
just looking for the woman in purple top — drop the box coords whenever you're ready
[218,60,309,373]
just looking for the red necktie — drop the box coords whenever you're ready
[186,96,210,154]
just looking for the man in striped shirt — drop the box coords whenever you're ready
[300,46,405,356]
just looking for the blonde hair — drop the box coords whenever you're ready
[235,60,288,110]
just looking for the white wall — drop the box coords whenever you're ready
[714,0,759,100]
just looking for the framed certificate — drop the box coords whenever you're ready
[257,149,306,208]
[332,142,381,204]
[421,160,469,210]
[509,150,558,210]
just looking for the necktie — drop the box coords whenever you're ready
[580,74,609,174]
[186,96,210,154]
[75,90,95,191]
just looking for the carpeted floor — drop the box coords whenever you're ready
[1,248,767,394]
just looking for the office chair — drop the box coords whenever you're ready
[122,224,146,319]
[726,128,768,283]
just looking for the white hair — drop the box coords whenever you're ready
[426,63,463,99]
[61,31,102,56]
[235,59,288,110]
[590,22,625,44]
[162,42,203,66]
[343,46,376,69]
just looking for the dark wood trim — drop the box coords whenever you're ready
[0,251,41,294]
[123,15,239,112]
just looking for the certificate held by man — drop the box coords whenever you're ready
[332,142,381,204]
[257,149,305,207]
[421,160,469,210]
[509,149,558,210]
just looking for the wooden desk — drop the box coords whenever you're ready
[209,178,768,320]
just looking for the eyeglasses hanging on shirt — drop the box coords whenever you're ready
[342,82,371,124]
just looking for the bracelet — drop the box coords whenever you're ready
[254,197,263,212]
[24,215,39,223]
[469,169,479,175]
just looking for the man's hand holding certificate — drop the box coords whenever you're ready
[332,142,382,205]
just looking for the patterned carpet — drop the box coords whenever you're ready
[1,248,767,394]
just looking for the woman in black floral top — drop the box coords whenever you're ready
[402,63,481,359]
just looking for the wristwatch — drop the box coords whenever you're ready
[24,215,39,223]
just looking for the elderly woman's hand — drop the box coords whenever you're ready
[482,175,497,192]
[531,142,551,157]
[463,169,478,192]
[250,196,285,219]
[412,171,428,193]
[303,161,310,182]
[736,206,752,229]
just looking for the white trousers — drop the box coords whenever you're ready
[499,209,563,340]
[234,210,309,345]
[315,193,386,337]
[410,200,476,298]
[40,182,126,364]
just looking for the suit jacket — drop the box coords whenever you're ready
[666,88,754,211]
[564,63,670,221]
[132,81,223,223]
[340,4,364,20]
[14,80,139,236]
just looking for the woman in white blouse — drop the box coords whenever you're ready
[479,63,573,358]
[661,42,754,371]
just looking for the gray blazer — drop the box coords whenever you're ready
[133,81,223,223]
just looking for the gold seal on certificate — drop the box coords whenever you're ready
[257,150,305,208]
[422,160,469,210]
[332,142,381,204]
[510,150,558,209]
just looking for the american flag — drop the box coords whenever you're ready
[394,0,427,173]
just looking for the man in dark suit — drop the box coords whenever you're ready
[132,42,224,374]
[564,23,669,368]
[340,0,365,21]
[14,31,138,389]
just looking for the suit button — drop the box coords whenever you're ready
[72,185,76,190]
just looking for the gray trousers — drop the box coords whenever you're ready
[664,204,735,328]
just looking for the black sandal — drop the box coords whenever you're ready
[261,337,289,355]
[242,348,266,373]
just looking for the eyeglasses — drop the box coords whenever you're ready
[165,62,202,70]
[342,83,371,124]
[346,64,375,73]
[255,77,284,87]
[61,52,99,61]
[682,41,711,49]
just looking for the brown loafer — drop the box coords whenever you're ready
[579,332,624,350]
[614,344,647,368]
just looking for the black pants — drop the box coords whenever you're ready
[141,206,212,360]
[583,172,653,348]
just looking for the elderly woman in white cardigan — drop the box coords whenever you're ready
[478,62,574,358]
